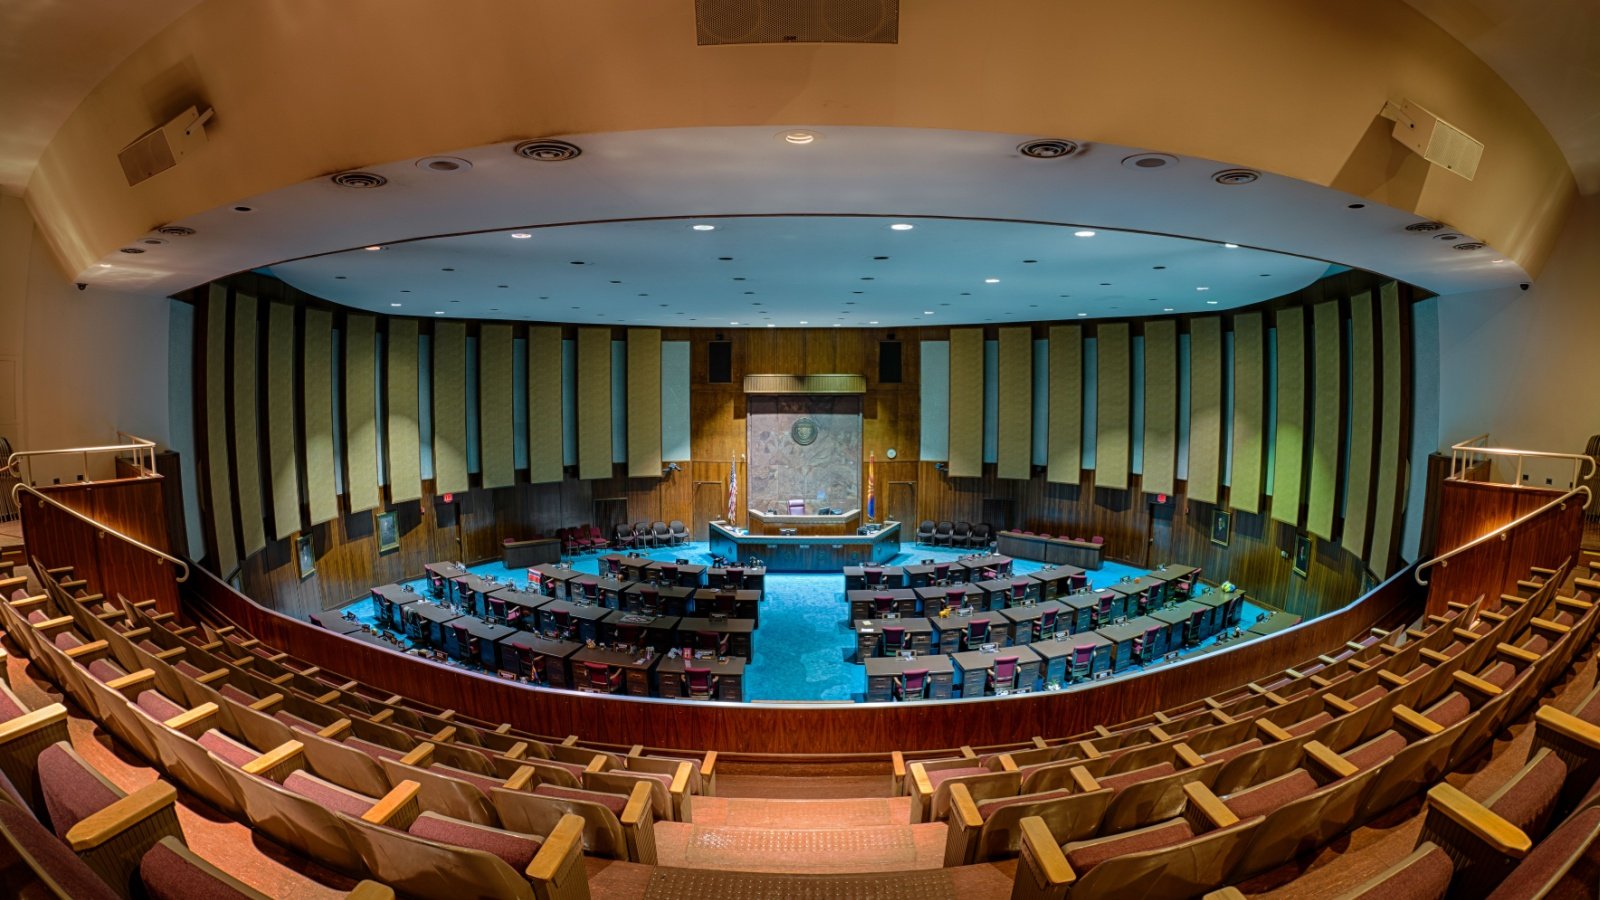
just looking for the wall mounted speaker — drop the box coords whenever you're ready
[118,106,213,187]
[708,341,733,383]
[878,340,903,384]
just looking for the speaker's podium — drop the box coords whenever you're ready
[747,507,861,536]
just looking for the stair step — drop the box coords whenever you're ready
[654,822,947,874]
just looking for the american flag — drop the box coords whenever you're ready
[728,454,738,523]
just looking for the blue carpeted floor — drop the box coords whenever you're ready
[336,540,1266,702]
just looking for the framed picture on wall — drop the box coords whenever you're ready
[1293,533,1314,578]
[295,534,316,580]
[1210,508,1231,547]
[376,511,400,554]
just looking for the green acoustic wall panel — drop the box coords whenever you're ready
[1342,291,1377,558]
[479,324,515,489]
[302,309,339,526]
[386,319,422,504]
[204,285,238,576]
[1230,313,1265,513]
[1047,325,1082,483]
[432,322,468,495]
[231,292,267,557]
[627,328,663,478]
[1306,301,1343,540]
[266,302,301,539]
[1096,322,1131,490]
[344,316,380,513]
[1270,307,1306,525]
[1142,320,1178,497]
[947,328,984,479]
[997,326,1033,480]
[1369,283,1405,578]
[577,328,613,480]
[528,326,564,483]
[1193,318,1229,503]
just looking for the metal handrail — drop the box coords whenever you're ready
[6,434,159,483]
[1447,437,1596,485]
[1415,485,1591,585]
[11,482,189,583]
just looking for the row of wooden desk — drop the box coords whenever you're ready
[841,553,1016,590]
[843,563,1201,621]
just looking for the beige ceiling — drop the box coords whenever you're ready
[0,0,204,195]
[1403,0,1600,195]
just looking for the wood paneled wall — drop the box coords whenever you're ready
[199,271,1411,621]
[1424,480,1585,615]
[20,477,179,614]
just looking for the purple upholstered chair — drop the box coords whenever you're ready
[788,499,807,515]
[988,656,1019,693]
[894,669,929,701]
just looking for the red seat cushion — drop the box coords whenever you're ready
[139,838,263,900]
[1342,842,1454,900]
[273,710,322,733]
[346,737,404,763]
[1098,762,1175,793]
[1425,693,1473,728]
[1486,806,1600,900]
[1224,769,1318,820]
[200,729,259,768]
[1204,739,1263,765]
[137,690,186,722]
[926,766,988,789]
[1064,818,1194,872]
[0,801,119,900]
[408,811,543,869]
[533,783,628,816]
[1487,752,1569,836]
[976,788,1072,821]
[282,770,375,817]
[1286,711,1333,737]
[1481,661,1518,687]
[1345,731,1407,772]
[54,632,83,650]
[432,762,503,795]
[87,658,127,682]
[0,685,29,723]
[1347,686,1387,708]
[218,684,256,705]
[37,744,122,838]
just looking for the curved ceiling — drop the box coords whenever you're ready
[94,125,1527,326]
[270,215,1332,326]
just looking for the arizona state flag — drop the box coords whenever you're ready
[867,452,877,521]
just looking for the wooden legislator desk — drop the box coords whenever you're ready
[709,521,901,572]
[747,507,860,536]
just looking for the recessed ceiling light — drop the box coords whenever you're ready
[1073,230,1096,238]
[692,224,716,231]
[97,263,112,268]
[767,323,775,327]
[1163,307,1174,312]
[1153,265,1166,270]
[364,245,382,251]
[1077,312,1088,317]
[799,321,809,325]
[434,311,444,315]
[570,261,585,265]
[923,311,933,315]
[833,323,841,327]
[985,278,1000,284]
[1196,286,1210,291]
[232,206,252,213]
[889,223,914,231]
[1206,300,1218,305]
[390,303,402,307]
[1347,203,1365,209]
[510,233,532,239]
[1492,259,1506,264]
[869,321,879,325]
[783,130,817,145]
[1222,243,1239,249]
[730,321,739,325]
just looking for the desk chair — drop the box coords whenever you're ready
[863,566,884,587]
[695,630,729,658]
[656,564,678,587]
[1094,592,1114,627]
[427,573,446,598]
[1186,608,1208,647]
[638,587,661,616]
[1136,625,1163,664]
[577,579,600,605]
[965,618,992,649]
[1069,572,1090,592]
[917,520,936,545]
[872,593,896,618]
[1070,644,1095,681]
[613,523,636,550]
[581,662,622,694]
[448,622,477,662]
[684,666,719,701]
[651,522,671,547]
[951,522,972,547]
[514,650,545,684]
[486,597,508,625]
[605,557,622,579]
[988,656,1019,693]
[668,520,689,546]
[723,566,745,590]
[1034,608,1059,641]
[881,626,907,656]
[1092,535,1105,546]
[1174,576,1195,599]
[1010,579,1031,606]
[503,604,525,631]
[932,522,953,547]
[894,669,929,701]
[632,522,655,549]
[942,587,967,616]
[787,498,806,515]
[547,609,575,641]
[710,592,737,618]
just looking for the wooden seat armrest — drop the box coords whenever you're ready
[1246,682,1269,695]
[1498,643,1543,663]
[398,744,434,768]
[949,782,984,830]
[0,704,69,745]
[1478,610,1508,623]
[248,693,283,712]
[130,599,157,610]
[43,565,73,575]
[264,652,289,663]
[105,670,157,696]
[1069,766,1101,794]
[1032,736,1050,749]
[1446,600,1470,612]
[1256,719,1293,743]
[8,594,47,612]
[1262,691,1289,707]
[909,762,934,801]
[1426,615,1450,627]
[152,646,186,662]
[1318,655,1341,667]
[317,719,353,740]
[561,734,580,746]
[147,611,175,623]
[35,615,75,633]
[1152,711,1173,724]
[212,625,236,637]
[119,628,151,643]
[242,740,306,780]
[381,695,403,707]
[170,625,195,637]
[891,750,907,794]
[1499,593,1528,606]
[1148,726,1172,743]
[702,749,718,782]
[1556,596,1593,611]
[1203,696,1225,709]
[1346,659,1373,673]
[524,814,587,887]
[1529,619,1569,635]
[1204,889,1248,900]
[436,709,456,721]
[430,725,456,743]
[494,723,513,735]
[1309,674,1334,688]
[1323,694,1358,716]
[583,755,607,775]
[1424,783,1531,857]
[196,668,228,686]
[1534,706,1600,751]
[64,781,177,852]
[368,708,394,725]
[1209,709,1236,725]
[1075,740,1103,758]
[1377,670,1410,689]
[197,641,223,652]
[1182,781,1240,829]
[1091,725,1113,740]
[235,638,260,650]
[293,666,320,679]
[669,762,693,821]
[346,881,395,900]
[503,741,528,761]
[59,579,88,591]
[314,690,341,705]
[504,766,538,792]
[1529,565,1558,576]
[620,781,654,827]
[1454,671,1502,698]
[163,703,219,735]
[1573,577,1600,592]
[1452,628,1481,643]
[1419,648,1451,665]
[1018,816,1076,888]
[1304,740,1359,780]
[362,780,422,829]
[1393,706,1444,738]
[64,640,109,660]
[999,754,1020,773]
[1406,627,1429,640]
[1172,743,1204,769]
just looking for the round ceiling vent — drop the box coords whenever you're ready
[1018,139,1082,159]
[1435,233,1461,241]
[1405,221,1444,233]
[118,247,146,254]
[330,171,388,189]
[1212,168,1260,185]
[514,139,582,162]
[1453,241,1485,251]
[1122,153,1178,170]
[416,156,472,173]
[155,225,195,237]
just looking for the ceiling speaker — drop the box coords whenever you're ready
[117,106,214,187]
[695,0,898,45]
